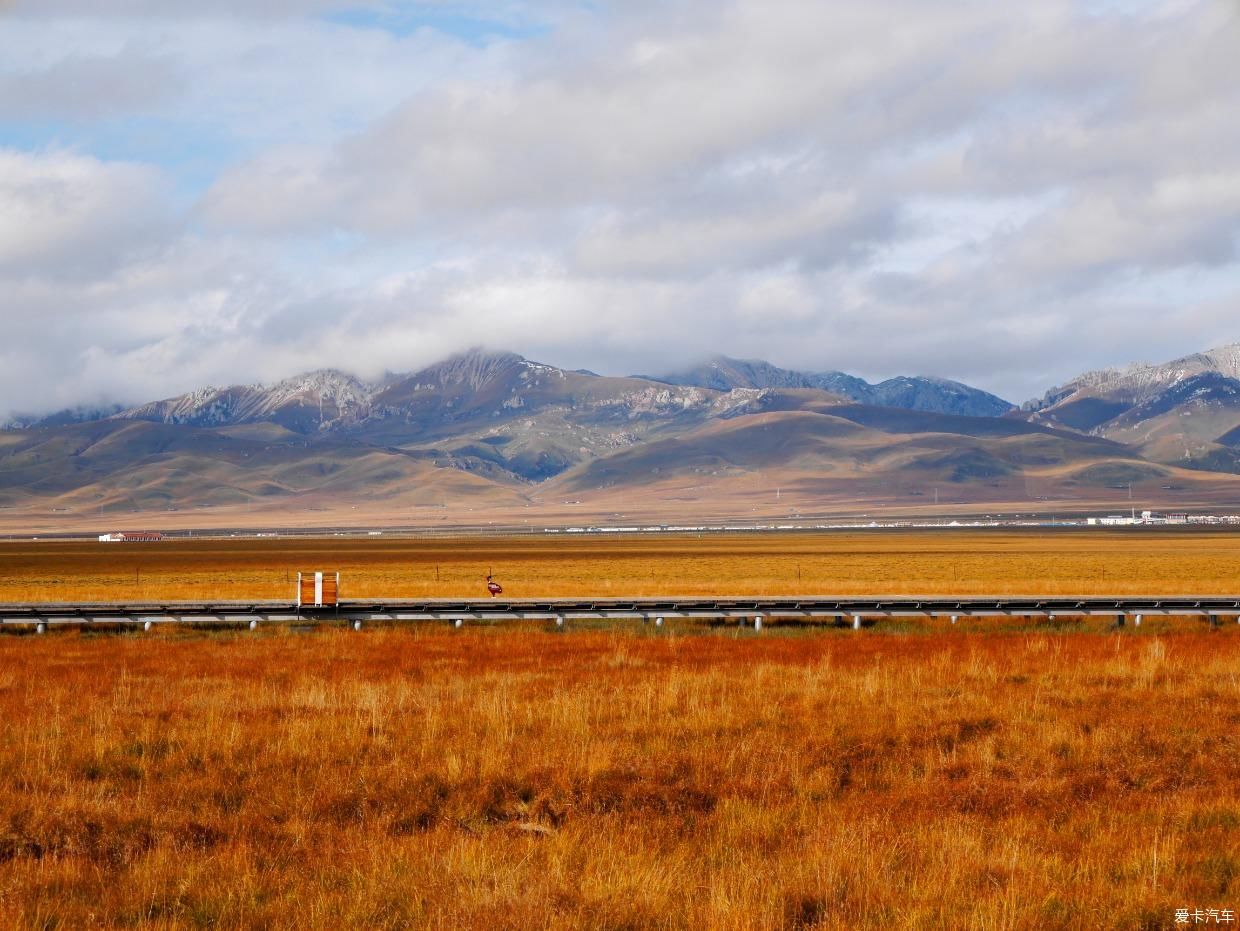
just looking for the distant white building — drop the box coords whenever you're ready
[1088,516,1138,526]
[98,531,165,543]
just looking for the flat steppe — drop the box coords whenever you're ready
[1,626,1237,929]
[3,531,1238,929]
[2,529,1240,603]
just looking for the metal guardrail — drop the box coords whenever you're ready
[2,596,1240,632]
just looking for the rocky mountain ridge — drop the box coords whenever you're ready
[1,403,126,431]
[1022,343,1240,474]
[1024,343,1240,413]
[117,370,379,433]
[649,356,1014,417]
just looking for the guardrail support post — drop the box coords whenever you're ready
[950,614,958,625]
[248,619,258,631]
[753,614,763,632]
[143,620,153,632]
[555,616,565,628]
[453,618,464,629]
[655,616,664,629]
[35,622,46,636]
[852,614,862,630]
[1115,613,1126,629]
[1209,613,1219,631]
[1134,613,1142,628]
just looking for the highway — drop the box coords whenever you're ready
[3,596,1240,632]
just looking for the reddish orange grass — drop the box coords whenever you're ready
[0,625,1237,929]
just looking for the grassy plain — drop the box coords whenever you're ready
[2,531,1238,928]
[3,530,1240,603]
[0,626,1237,929]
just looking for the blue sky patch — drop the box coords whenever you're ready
[324,5,551,46]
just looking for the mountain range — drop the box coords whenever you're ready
[3,345,1240,531]
[648,357,1014,417]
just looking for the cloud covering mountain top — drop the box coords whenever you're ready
[1,0,1239,420]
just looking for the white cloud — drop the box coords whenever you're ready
[0,149,171,277]
[0,53,183,121]
[2,0,1240,419]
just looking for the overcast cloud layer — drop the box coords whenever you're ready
[1,0,1239,418]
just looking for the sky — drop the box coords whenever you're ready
[1,0,1239,418]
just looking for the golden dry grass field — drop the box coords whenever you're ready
[2,529,1240,603]
[0,626,1237,929]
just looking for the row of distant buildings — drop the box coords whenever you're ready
[98,531,165,543]
[1087,512,1240,526]
[92,514,1240,540]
